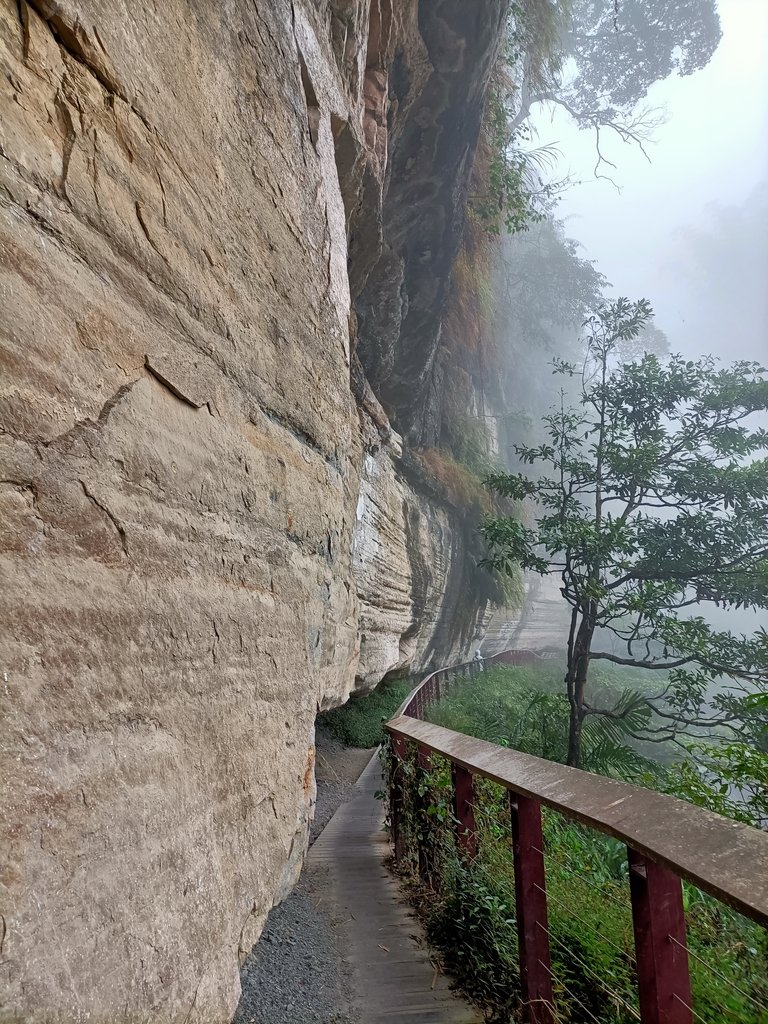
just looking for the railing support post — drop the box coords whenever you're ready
[510,794,555,1024]
[451,764,477,859]
[389,735,407,865]
[628,848,692,1024]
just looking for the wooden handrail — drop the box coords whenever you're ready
[393,648,547,718]
[386,714,768,928]
[386,650,767,1022]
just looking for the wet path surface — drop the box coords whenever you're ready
[234,747,480,1024]
[309,755,481,1023]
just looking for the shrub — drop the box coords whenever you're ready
[320,676,413,748]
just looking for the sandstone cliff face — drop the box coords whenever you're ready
[0,1,505,1020]
[353,427,498,690]
[355,2,507,442]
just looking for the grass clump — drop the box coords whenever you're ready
[320,676,413,748]
[412,447,491,512]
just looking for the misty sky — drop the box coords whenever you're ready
[531,0,768,365]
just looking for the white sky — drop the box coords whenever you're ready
[530,0,768,363]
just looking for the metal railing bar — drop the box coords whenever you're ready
[523,996,566,1024]
[393,649,546,720]
[536,958,604,1024]
[565,871,634,914]
[668,935,768,1014]
[387,648,768,1024]
[385,715,768,928]
[536,921,642,1021]
[672,992,711,1023]
[532,883,632,959]
[527,837,634,917]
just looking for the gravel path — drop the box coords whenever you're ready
[232,728,375,1024]
[233,864,356,1024]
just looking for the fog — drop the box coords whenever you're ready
[509,0,768,642]
[529,0,768,366]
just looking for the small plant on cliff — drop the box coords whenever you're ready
[412,447,491,513]
[482,297,768,767]
[472,75,561,236]
[471,2,571,236]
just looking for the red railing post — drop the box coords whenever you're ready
[628,848,693,1024]
[451,764,477,858]
[510,794,555,1024]
[389,735,407,865]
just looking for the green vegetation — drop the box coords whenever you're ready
[427,4,576,529]
[670,738,768,829]
[433,1,575,491]
[449,415,500,482]
[483,298,768,767]
[471,1,571,236]
[437,0,726,524]
[427,664,664,780]
[405,779,768,1024]
[472,0,723,236]
[393,2,765,1011]
[320,676,413,748]
[388,665,768,1023]
[411,447,493,513]
[510,0,721,185]
[471,93,551,236]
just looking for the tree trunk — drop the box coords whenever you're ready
[566,610,595,768]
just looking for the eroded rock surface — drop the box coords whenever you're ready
[353,427,497,689]
[355,0,508,442]
[0,0,505,1020]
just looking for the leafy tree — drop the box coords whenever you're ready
[563,0,722,120]
[498,217,608,346]
[471,1,576,234]
[671,738,768,829]
[513,0,722,178]
[482,298,768,767]
[615,319,669,363]
[668,691,768,829]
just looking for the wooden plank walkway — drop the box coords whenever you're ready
[309,754,482,1023]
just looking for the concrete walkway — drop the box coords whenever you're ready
[309,754,481,1023]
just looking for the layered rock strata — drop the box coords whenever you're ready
[0,0,505,1019]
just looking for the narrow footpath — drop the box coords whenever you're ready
[234,731,480,1023]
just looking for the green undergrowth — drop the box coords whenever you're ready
[386,667,768,1022]
[319,675,413,748]
[426,664,668,780]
